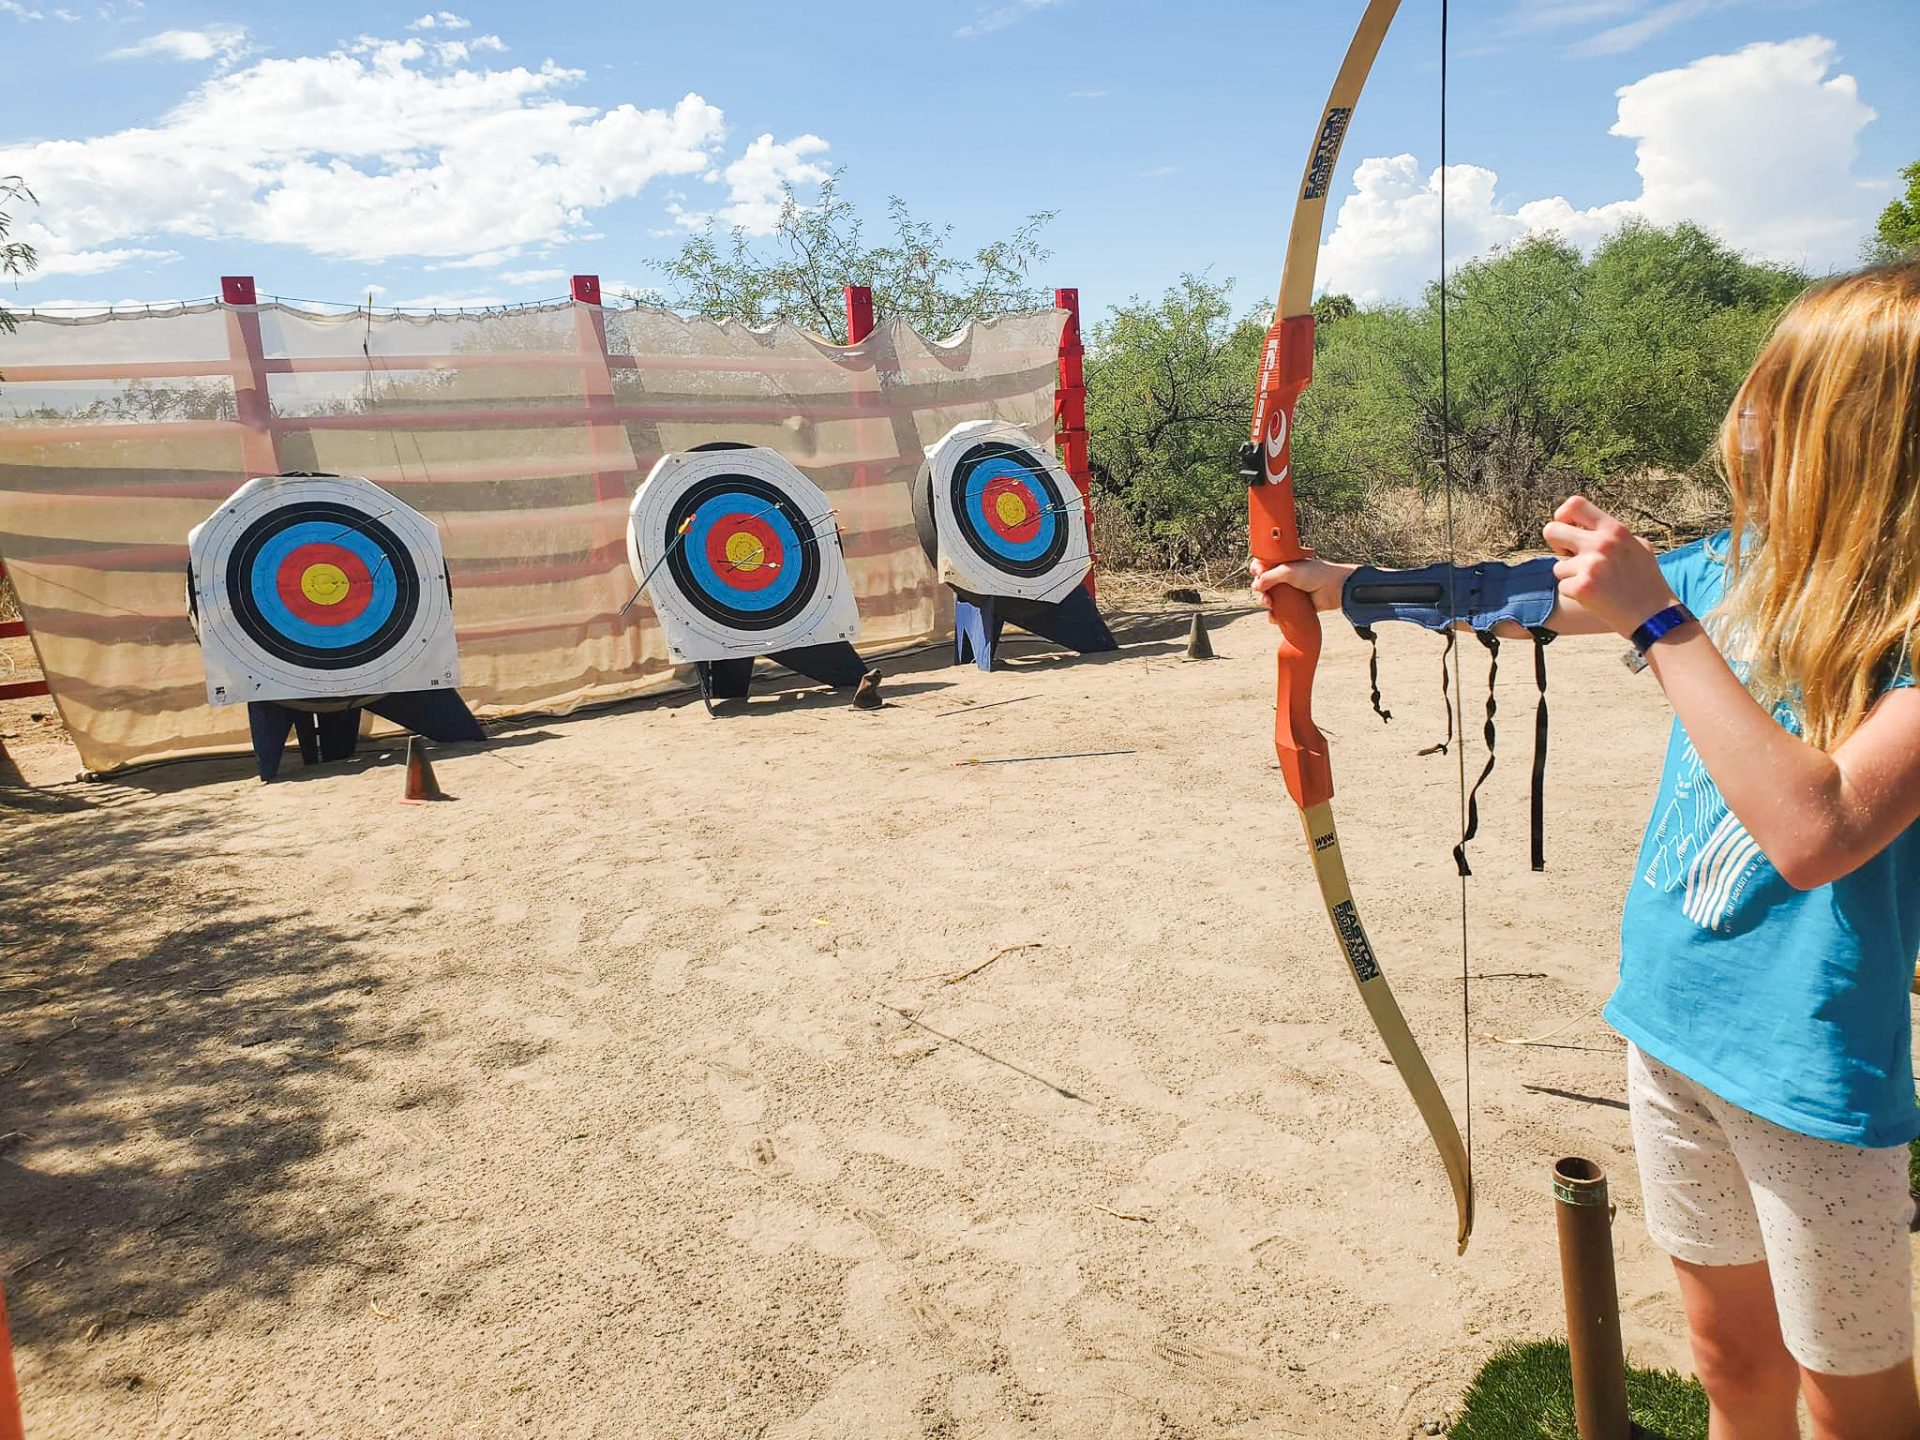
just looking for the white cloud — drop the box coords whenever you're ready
[407,10,470,29]
[671,132,831,234]
[1319,36,1878,303]
[110,25,251,64]
[428,34,503,63]
[386,290,509,309]
[0,35,825,275]
[426,249,524,271]
[1066,88,1106,100]
[496,266,568,286]
[1503,0,1745,55]
[17,243,180,277]
[955,0,1062,40]
[1,0,44,18]
[1576,0,1740,57]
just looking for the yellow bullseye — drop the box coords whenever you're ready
[724,531,767,572]
[299,562,351,606]
[994,491,1031,528]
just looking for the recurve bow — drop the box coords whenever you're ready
[1244,0,1474,1253]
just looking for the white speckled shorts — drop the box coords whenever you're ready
[1627,1043,1914,1375]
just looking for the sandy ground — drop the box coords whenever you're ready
[2,602,1715,1438]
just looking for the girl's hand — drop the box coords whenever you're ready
[1248,554,1354,614]
[1542,496,1677,638]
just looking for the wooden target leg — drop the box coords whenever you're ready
[955,594,997,671]
[770,642,866,689]
[995,589,1119,656]
[316,707,361,763]
[291,710,322,766]
[247,702,299,782]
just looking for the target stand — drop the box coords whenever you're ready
[188,473,484,781]
[912,420,1116,671]
[628,446,865,713]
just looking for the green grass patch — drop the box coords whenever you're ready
[1448,1340,1707,1439]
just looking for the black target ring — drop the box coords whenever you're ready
[225,501,422,671]
[664,473,822,633]
[947,441,1071,579]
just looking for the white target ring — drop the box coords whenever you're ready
[627,447,859,663]
[916,420,1091,604]
[187,473,461,707]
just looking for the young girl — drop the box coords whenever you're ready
[1252,259,1920,1440]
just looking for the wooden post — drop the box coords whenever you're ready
[1554,1157,1633,1440]
[219,276,281,479]
[1054,287,1095,596]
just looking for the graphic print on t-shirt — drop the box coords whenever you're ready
[1641,731,1766,933]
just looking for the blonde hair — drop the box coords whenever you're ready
[1717,258,1920,750]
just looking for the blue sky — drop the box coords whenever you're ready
[1,0,1915,321]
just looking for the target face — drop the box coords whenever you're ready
[188,474,460,706]
[628,447,858,662]
[918,420,1091,603]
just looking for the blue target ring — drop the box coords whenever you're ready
[663,472,822,633]
[224,501,421,671]
[947,441,1070,579]
[248,521,399,649]
[682,492,805,614]
[961,457,1060,564]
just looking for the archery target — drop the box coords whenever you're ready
[628,447,859,662]
[917,420,1091,604]
[187,473,461,706]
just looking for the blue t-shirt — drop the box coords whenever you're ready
[1605,532,1920,1148]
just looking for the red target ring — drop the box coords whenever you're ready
[981,475,1044,545]
[703,513,785,592]
[275,542,375,626]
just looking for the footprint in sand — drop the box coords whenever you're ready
[702,1055,766,1124]
[747,1135,793,1178]
[651,948,691,995]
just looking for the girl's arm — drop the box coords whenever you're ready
[1249,501,1920,887]
[1247,557,1614,635]
[1544,496,1920,889]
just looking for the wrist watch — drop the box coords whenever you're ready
[1622,603,1695,674]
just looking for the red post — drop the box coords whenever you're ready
[843,285,874,345]
[1054,287,1095,595]
[843,286,879,500]
[219,275,280,479]
[0,1283,22,1440]
[0,560,50,700]
[568,274,629,507]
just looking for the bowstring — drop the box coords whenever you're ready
[1437,0,1474,1184]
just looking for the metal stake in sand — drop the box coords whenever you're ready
[1554,1157,1634,1439]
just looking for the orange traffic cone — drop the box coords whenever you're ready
[0,1283,23,1440]
[396,736,449,804]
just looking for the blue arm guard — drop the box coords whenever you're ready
[1341,556,1559,635]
